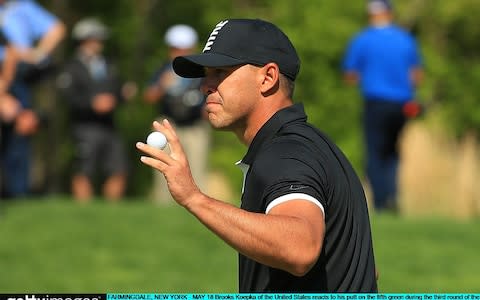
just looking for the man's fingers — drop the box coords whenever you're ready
[153,119,178,139]
[153,119,185,156]
[139,155,168,171]
[136,142,174,166]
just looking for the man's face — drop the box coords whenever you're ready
[201,64,261,132]
[81,38,104,55]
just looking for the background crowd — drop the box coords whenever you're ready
[0,0,479,216]
[0,0,212,204]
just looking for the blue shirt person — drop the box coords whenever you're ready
[0,0,65,198]
[342,0,423,212]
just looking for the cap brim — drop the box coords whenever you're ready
[173,53,246,78]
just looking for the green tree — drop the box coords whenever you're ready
[37,0,480,197]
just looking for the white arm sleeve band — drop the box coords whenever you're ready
[265,193,325,217]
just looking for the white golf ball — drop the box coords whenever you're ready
[146,131,167,150]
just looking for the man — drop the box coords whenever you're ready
[143,24,209,204]
[0,31,18,196]
[137,18,377,292]
[0,0,65,67]
[0,0,65,198]
[342,0,424,212]
[57,18,132,202]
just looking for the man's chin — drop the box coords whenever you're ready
[207,116,233,132]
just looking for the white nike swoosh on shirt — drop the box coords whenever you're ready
[289,185,308,191]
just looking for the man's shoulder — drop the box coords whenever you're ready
[278,120,330,145]
[261,122,332,162]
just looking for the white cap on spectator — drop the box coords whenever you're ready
[164,24,198,49]
[72,18,109,41]
[367,0,393,14]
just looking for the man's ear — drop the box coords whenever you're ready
[260,63,280,95]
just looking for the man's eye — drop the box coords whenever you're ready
[215,68,229,75]
[205,67,232,79]
[211,68,229,79]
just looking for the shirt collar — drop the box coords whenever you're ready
[241,103,307,165]
[370,22,393,29]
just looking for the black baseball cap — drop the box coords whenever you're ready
[172,19,300,81]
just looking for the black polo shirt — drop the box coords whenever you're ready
[237,103,377,293]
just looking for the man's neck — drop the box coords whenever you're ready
[240,98,293,146]
[371,20,391,28]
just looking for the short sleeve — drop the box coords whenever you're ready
[3,0,58,48]
[408,36,422,68]
[342,35,363,73]
[253,138,329,213]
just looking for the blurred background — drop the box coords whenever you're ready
[1,0,480,293]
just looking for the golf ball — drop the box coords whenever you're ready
[146,131,167,150]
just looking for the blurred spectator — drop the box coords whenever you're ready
[0,0,65,199]
[57,18,136,202]
[342,0,424,212]
[0,35,18,198]
[0,42,18,122]
[143,24,210,204]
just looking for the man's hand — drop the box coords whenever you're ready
[158,70,177,90]
[18,48,48,65]
[143,71,177,104]
[136,119,201,206]
[343,71,359,85]
[92,93,116,114]
[0,94,21,122]
[15,109,39,136]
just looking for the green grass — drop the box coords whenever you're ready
[370,214,480,292]
[0,197,236,293]
[1,197,479,292]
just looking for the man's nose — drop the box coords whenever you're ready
[200,77,216,95]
